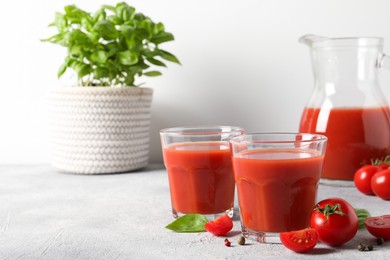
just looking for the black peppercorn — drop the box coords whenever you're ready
[376,237,384,245]
[357,244,366,251]
[237,236,246,245]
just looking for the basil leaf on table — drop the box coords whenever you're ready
[354,208,371,229]
[165,214,208,232]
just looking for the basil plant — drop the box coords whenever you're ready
[43,2,179,87]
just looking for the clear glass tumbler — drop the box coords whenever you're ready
[160,126,244,219]
[230,133,327,243]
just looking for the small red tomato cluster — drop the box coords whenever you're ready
[354,163,390,200]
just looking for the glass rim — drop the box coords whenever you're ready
[311,37,383,49]
[160,125,245,136]
[229,132,328,144]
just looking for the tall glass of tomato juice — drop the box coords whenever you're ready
[160,126,244,219]
[230,133,327,243]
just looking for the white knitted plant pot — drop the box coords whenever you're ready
[48,87,153,174]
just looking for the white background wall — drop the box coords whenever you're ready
[1,0,390,165]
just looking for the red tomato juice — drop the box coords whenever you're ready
[163,142,235,215]
[233,149,323,232]
[300,107,390,180]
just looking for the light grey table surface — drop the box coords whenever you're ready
[0,164,389,260]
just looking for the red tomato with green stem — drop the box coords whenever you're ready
[310,198,358,246]
[354,165,380,195]
[364,215,390,240]
[371,169,390,200]
[205,214,233,236]
[377,163,390,170]
[280,228,318,253]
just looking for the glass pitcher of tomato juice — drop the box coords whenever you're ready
[299,35,390,182]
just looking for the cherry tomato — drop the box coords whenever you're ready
[310,197,358,246]
[377,163,390,170]
[204,214,233,236]
[354,165,380,195]
[280,228,318,253]
[364,215,390,240]
[371,169,390,200]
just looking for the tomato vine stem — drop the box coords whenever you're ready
[313,203,347,224]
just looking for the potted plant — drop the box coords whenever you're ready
[43,2,179,174]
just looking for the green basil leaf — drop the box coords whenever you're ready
[158,49,181,64]
[64,5,88,24]
[134,13,146,22]
[57,62,68,78]
[108,15,122,25]
[155,22,165,33]
[91,50,108,64]
[81,17,93,31]
[134,28,150,40]
[69,45,83,56]
[151,32,174,45]
[41,33,64,44]
[141,20,153,33]
[123,73,135,86]
[144,71,162,77]
[354,208,371,229]
[71,61,91,78]
[94,67,109,79]
[106,42,119,57]
[93,20,117,40]
[115,2,135,22]
[88,32,100,44]
[54,12,67,32]
[67,29,92,47]
[102,5,115,13]
[118,51,138,65]
[93,8,106,23]
[146,58,166,67]
[120,25,135,38]
[165,214,208,233]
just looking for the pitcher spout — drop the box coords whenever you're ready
[299,34,329,47]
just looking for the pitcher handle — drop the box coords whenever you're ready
[378,53,390,69]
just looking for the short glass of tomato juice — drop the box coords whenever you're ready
[230,133,327,243]
[160,126,244,219]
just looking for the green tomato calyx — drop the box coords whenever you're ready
[314,203,347,224]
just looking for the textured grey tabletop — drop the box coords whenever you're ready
[0,164,389,259]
